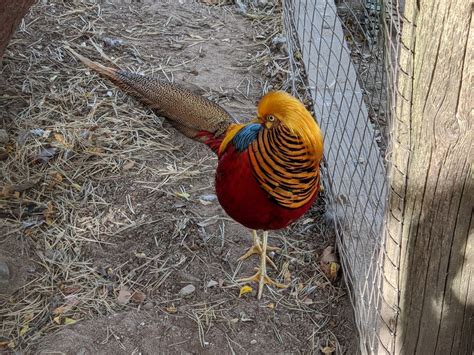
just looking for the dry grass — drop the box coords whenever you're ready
[0,0,354,352]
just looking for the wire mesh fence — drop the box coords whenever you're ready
[282,0,405,352]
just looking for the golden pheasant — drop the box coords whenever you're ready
[68,48,324,299]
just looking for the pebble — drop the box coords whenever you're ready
[143,302,153,310]
[0,129,9,145]
[179,284,196,297]
[250,339,257,345]
[0,261,10,282]
[206,280,218,288]
[199,194,217,202]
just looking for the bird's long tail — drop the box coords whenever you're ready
[66,47,235,147]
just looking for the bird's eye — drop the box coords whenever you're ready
[267,115,275,122]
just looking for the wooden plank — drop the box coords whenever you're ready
[289,0,387,351]
[383,0,473,353]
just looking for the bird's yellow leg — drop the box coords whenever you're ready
[237,231,287,299]
[237,230,279,270]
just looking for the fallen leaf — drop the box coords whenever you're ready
[239,285,253,297]
[320,345,335,354]
[320,246,339,281]
[85,146,104,155]
[117,286,132,305]
[320,246,338,264]
[122,161,135,170]
[165,305,177,314]
[131,291,146,304]
[267,303,275,310]
[19,325,29,336]
[53,316,61,324]
[63,317,77,325]
[175,191,190,200]
[53,133,67,146]
[44,201,54,225]
[329,262,339,280]
[53,306,67,315]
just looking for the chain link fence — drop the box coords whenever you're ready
[282,0,405,352]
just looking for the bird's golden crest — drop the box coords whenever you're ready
[257,91,323,163]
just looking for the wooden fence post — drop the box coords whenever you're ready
[382,0,473,353]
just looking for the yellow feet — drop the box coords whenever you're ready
[237,230,287,299]
[238,230,279,270]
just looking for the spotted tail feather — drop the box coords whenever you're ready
[66,47,234,144]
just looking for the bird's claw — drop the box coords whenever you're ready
[237,235,280,270]
[237,268,288,299]
[238,245,279,270]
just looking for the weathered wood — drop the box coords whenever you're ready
[0,0,36,60]
[382,0,473,353]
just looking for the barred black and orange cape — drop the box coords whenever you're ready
[67,47,324,298]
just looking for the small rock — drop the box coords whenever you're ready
[206,280,218,288]
[101,36,124,48]
[272,35,287,46]
[0,129,9,145]
[143,302,153,310]
[250,339,257,345]
[0,261,10,281]
[199,194,217,202]
[179,284,196,297]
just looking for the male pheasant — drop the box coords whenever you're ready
[68,48,324,299]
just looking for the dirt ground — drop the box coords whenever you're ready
[0,0,356,353]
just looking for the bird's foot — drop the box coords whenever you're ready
[237,231,287,299]
[237,230,279,270]
[237,269,287,298]
[237,244,279,270]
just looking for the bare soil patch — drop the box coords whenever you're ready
[1,0,355,353]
